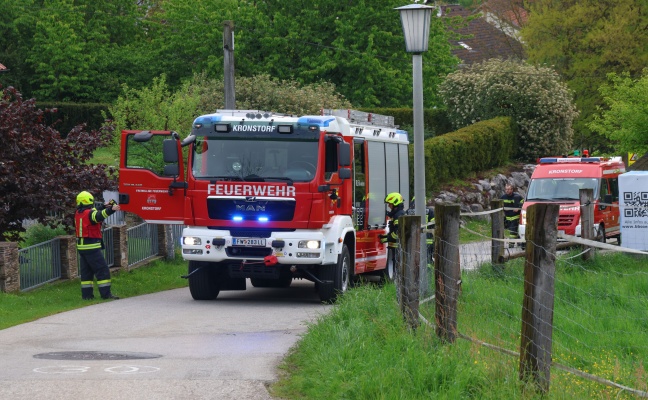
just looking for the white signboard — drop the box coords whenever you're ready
[619,171,648,251]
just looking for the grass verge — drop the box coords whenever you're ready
[0,256,188,330]
[271,252,648,399]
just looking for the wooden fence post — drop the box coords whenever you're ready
[434,203,460,343]
[579,189,594,261]
[58,235,78,280]
[399,215,420,330]
[519,203,559,393]
[491,199,505,265]
[0,242,20,293]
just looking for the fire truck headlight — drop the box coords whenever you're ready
[520,210,526,225]
[298,240,320,249]
[183,237,201,246]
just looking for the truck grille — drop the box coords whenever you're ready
[207,198,295,221]
[558,214,577,227]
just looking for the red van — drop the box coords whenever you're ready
[519,157,626,243]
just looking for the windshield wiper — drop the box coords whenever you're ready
[206,176,243,181]
[243,174,265,182]
[263,177,294,185]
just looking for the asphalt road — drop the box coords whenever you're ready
[0,280,331,400]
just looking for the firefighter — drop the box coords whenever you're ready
[75,191,121,300]
[379,192,406,248]
[408,197,435,265]
[500,184,523,246]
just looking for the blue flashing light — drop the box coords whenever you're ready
[232,215,243,222]
[193,115,222,127]
[297,116,336,127]
[257,216,269,222]
[539,157,603,164]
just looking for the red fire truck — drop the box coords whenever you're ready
[519,156,626,243]
[118,109,410,302]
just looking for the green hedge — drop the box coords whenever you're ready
[421,116,517,191]
[361,107,453,137]
[36,102,111,137]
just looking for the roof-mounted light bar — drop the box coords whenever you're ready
[539,157,604,164]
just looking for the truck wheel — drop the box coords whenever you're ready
[381,248,397,283]
[188,261,220,300]
[596,224,606,243]
[318,244,350,303]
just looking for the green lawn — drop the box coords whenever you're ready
[271,251,648,399]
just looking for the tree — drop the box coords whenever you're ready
[245,0,457,108]
[27,0,94,101]
[109,72,352,137]
[588,70,648,155]
[521,0,648,153]
[437,59,579,162]
[0,87,116,241]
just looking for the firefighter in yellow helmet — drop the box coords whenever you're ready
[74,191,121,300]
[379,192,406,248]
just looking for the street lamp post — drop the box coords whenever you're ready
[396,3,434,295]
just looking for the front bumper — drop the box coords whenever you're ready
[180,227,330,264]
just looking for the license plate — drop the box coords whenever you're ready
[232,238,266,246]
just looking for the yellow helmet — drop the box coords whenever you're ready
[384,192,404,207]
[76,191,94,206]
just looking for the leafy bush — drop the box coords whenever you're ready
[423,117,516,190]
[0,86,116,242]
[20,223,68,248]
[438,59,579,162]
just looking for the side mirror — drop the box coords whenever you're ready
[338,142,351,167]
[163,139,179,163]
[600,193,613,210]
[163,164,179,177]
[339,168,351,180]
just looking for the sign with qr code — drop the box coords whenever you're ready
[619,171,648,250]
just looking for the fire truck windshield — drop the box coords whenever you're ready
[192,138,318,182]
[526,178,599,201]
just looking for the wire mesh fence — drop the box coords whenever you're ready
[402,203,648,397]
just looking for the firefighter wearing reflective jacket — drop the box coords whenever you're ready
[75,191,120,300]
[379,192,406,248]
[500,184,523,239]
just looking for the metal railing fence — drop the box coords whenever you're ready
[172,225,185,249]
[127,223,159,267]
[19,238,61,292]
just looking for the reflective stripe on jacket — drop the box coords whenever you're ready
[75,206,109,250]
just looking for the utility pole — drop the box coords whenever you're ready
[223,20,236,109]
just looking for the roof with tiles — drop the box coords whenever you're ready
[441,3,526,66]
[0,63,8,73]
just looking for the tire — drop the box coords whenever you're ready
[318,244,350,303]
[596,224,606,243]
[188,261,220,300]
[381,248,397,283]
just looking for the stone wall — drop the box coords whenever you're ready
[0,242,20,293]
[432,164,536,213]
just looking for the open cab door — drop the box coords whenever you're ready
[118,130,187,224]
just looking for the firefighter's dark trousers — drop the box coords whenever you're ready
[78,249,113,299]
